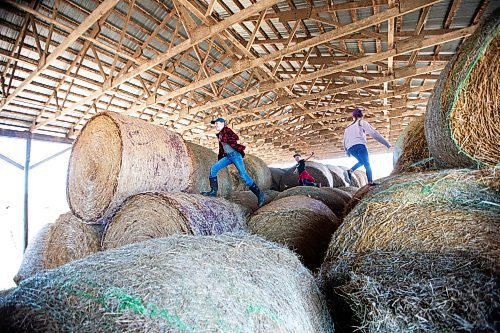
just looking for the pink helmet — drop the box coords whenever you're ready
[352,107,363,117]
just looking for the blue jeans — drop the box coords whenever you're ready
[210,151,254,186]
[348,144,373,183]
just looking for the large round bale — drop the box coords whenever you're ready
[248,196,340,270]
[318,250,499,333]
[67,112,192,223]
[0,234,334,332]
[325,165,348,187]
[14,213,100,284]
[269,167,285,191]
[281,161,334,188]
[275,186,347,218]
[102,192,246,250]
[185,142,233,197]
[228,154,272,191]
[392,117,434,174]
[425,10,500,168]
[337,186,359,196]
[227,190,277,216]
[324,169,500,264]
[338,166,362,187]
[352,170,368,187]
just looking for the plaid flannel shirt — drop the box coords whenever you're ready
[216,126,246,160]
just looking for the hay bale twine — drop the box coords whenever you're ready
[425,10,500,168]
[324,169,500,264]
[67,112,192,223]
[275,186,347,218]
[269,167,285,191]
[392,117,435,175]
[325,165,349,187]
[0,234,334,332]
[353,170,368,187]
[102,192,246,250]
[227,190,276,216]
[228,154,272,191]
[248,196,340,270]
[281,161,334,188]
[14,213,101,284]
[185,142,233,197]
[318,250,499,332]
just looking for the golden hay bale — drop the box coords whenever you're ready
[324,169,500,264]
[14,213,101,284]
[185,142,233,197]
[352,170,368,187]
[102,192,247,250]
[248,196,340,270]
[269,167,285,191]
[341,185,372,218]
[227,190,277,216]
[275,186,348,218]
[0,234,334,332]
[325,165,349,187]
[392,117,435,175]
[228,154,272,191]
[281,161,334,189]
[318,250,499,332]
[67,112,192,223]
[425,10,500,168]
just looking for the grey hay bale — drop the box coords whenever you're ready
[425,10,500,168]
[185,142,233,197]
[392,117,435,174]
[339,166,362,187]
[269,167,285,191]
[228,154,272,191]
[325,165,349,187]
[102,192,247,250]
[338,186,360,196]
[275,186,348,218]
[318,250,499,333]
[0,234,334,333]
[67,112,192,223]
[248,195,340,270]
[227,190,276,216]
[281,161,334,189]
[323,169,500,265]
[353,170,368,187]
[14,213,101,284]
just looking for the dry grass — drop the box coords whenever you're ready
[102,192,247,250]
[1,234,334,332]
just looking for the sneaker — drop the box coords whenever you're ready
[343,170,353,184]
[368,182,379,186]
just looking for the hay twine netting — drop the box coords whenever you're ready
[425,10,500,168]
[102,192,247,250]
[274,186,348,218]
[281,161,334,189]
[185,142,233,197]
[228,154,272,191]
[323,168,500,266]
[248,195,340,270]
[393,117,435,174]
[318,250,499,333]
[67,112,192,223]
[14,212,101,284]
[0,234,334,333]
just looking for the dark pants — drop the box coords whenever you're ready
[299,179,316,186]
[348,144,373,183]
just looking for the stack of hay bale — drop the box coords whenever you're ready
[319,10,500,332]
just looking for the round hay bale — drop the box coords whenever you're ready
[337,186,359,196]
[425,10,500,168]
[269,167,285,191]
[248,196,340,270]
[14,213,101,284]
[325,165,348,187]
[392,117,435,175]
[318,250,499,333]
[228,154,272,191]
[320,187,354,202]
[67,112,192,223]
[264,189,280,201]
[275,186,347,218]
[102,192,247,250]
[0,234,334,332]
[324,169,500,264]
[185,142,233,197]
[341,185,372,218]
[352,170,368,187]
[227,190,276,216]
[281,161,334,188]
[338,166,362,187]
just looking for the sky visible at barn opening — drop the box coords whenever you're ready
[0,136,393,290]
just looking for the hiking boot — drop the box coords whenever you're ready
[343,169,353,185]
[249,183,266,208]
[201,177,218,197]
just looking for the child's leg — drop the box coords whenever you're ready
[356,145,373,183]
[229,152,254,187]
[348,145,364,171]
[209,156,232,178]
[302,179,315,186]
